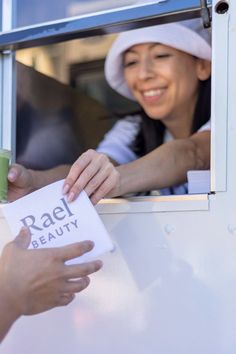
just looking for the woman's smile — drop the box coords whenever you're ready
[140,87,166,104]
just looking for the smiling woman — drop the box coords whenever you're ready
[94,18,211,196]
[60,19,211,201]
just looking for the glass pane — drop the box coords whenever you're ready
[15,34,139,169]
[16,0,160,28]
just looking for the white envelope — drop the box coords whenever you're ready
[2,180,114,264]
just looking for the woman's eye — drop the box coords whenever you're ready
[123,60,138,68]
[154,54,170,59]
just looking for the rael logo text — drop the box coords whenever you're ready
[20,198,78,248]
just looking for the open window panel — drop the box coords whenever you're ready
[0,0,218,214]
[16,0,172,29]
[15,34,119,169]
[15,14,221,213]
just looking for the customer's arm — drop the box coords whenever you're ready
[0,228,102,342]
[110,130,210,196]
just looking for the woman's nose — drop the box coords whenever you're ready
[137,59,155,80]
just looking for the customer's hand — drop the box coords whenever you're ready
[0,228,102,316]
[63,149,120,204]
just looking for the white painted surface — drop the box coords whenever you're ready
[1,192,236,354]
[2,0,236,353]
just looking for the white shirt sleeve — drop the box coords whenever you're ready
[161,119,211,196]
[96,115,141,164]
[198,120,211,132]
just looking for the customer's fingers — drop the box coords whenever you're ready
[14,227,31,248]
[65,260,103,278]
[56,240,95,262]
[64,277,91,293]
[58,293,75,307]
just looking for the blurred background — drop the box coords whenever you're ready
[15,0,143,169]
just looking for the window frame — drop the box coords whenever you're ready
[1,0,228,213]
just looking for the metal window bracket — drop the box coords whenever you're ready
[200,0,212,27]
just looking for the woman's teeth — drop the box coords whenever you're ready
[143,89,163,97]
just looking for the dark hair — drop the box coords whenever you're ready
[132,77,211,156]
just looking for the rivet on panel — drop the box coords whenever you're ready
[228,224,236,235]
[164,224,175,235]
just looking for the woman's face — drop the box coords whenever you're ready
[123,43,210,127]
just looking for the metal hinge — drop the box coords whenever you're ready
[200,0,212,28]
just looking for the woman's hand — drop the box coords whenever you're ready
[7,164,35,202]
[8,164,71,202]
[63,149,120,204]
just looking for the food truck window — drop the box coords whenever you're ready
[0,0,229,212]
[15,25,212,198]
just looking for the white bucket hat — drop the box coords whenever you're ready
[105,19,212,100]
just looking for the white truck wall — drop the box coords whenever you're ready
[2,0,236,353]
